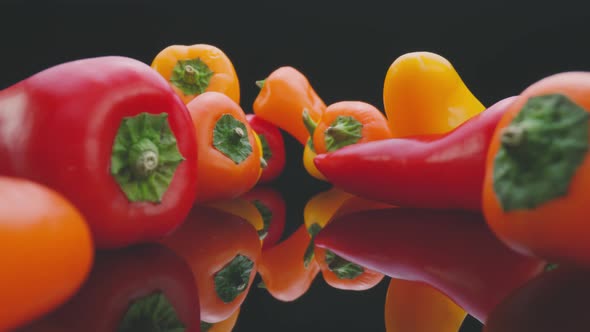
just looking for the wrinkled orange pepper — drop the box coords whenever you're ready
[383,52,485,137]
[151,44,240,105]
[257,225,320,302]
[161,205,261,324]
[385,278,467,332]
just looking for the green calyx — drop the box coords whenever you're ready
[324,249,364,280]
[324,116,363,152]
[214,254,254,303]
[303,109,318,152]
[170,57,214,96]
[213,114,253,164]
[256,80,266,89]
[117,291,185,332]
[493,94,589,211]
[253,200,273,240]
[303,223,322,268]
[200,322,213,332]
[111,113,185,203]
[545,263,559,272]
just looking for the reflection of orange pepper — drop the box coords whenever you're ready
[253,66,325,145]
[257,225,320,302]
[314,246,384,291]
[206,197,264,233]
[201,308,240,332]
[187,92,262,202]
[385,278,466,332]
[161,205,261,323]
[151,44,240,105]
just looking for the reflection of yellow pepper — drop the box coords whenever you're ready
[385,278,466,332]
[206,198,264,233]
[383,52,485,137]
[252,131,265,182]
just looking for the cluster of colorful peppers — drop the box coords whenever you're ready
[1,42,590,331]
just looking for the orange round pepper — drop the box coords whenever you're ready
[383,52,485,137]
[253,66,325,145]
[483,72,590,267]
[0,177,93,331]
[310,101,392,154]
[161,205,261,324]
[187,92,262,202]
[257,225,320,302]
[151,44,240,105]
[385,278,467,332]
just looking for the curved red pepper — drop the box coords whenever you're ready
[19,244,200,332]
[314,96,516,211]
[246,114,286,183]
[315,208,545,322]
[0,56,198,248]
[241,186,287,250]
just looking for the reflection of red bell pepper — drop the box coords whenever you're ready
[314,96,516,211]
[20,244,200,332]
[161,206,261,324]
[245,115,286,183]
[257,225,320,302]
[315,208,545,322]
[242,186,286,249]
[385,278,467,332]
[485,266,589,332]
[0,56,198,248]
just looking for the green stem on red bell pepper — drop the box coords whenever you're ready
[118,291,185,332]
[214,254,254,303]
[170,58,214,95]
[111,112,185,203]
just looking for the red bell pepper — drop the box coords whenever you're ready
[241,186,287,249]
[485,266,590,332]
[314,208,545,322]
[19,244,200,332]
[313,96,516,211]
[245,115,286,183]
[0,56,198,249]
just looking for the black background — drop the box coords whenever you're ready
[2,1,589,331]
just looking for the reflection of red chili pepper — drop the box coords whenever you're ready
[161,206,261,324]
[314,96,516,211]
[20,244,200,332]
[245,115,286,183]
[242,186,286,249]
[0,56,199,249]
[315,208,545,322]
[484,266,588,332]
[257,225,320,302]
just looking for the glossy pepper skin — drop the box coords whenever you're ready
[0,177,93,331]
[253,66,325,145]
[383,51,485,137]
[201,308,240,332]
[246,115,286,183]
[187,92,262,203]
[314,96,516,211]
[385,278,467,332]
[315,208,545,322]
[151,44,240,105]
[483,73,590,268]
[485,266,590,332]
[161,205,261,324]
[257,225,320,302]
[0,56,198,248]
[242,186,287,250]
[20,244,201,332]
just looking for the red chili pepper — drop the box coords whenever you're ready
[315,208,545,322]
[245,115,286,183]
[0,56,198,249]
[314,96,516,211]
[241,186,287,250]
[19,244,200,332]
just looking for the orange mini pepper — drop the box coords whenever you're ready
[385,278,467,332]
[253,66,325,145]
[257,225,320,302]
[161,205,261,324]
[151,44,240,105]
[187,92,263,202]
[383,52,485,137]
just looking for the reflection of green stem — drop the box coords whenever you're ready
[117,291,185,332]
[325,249,364,279]
[214,254,254,303]
[303,223,322,268]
